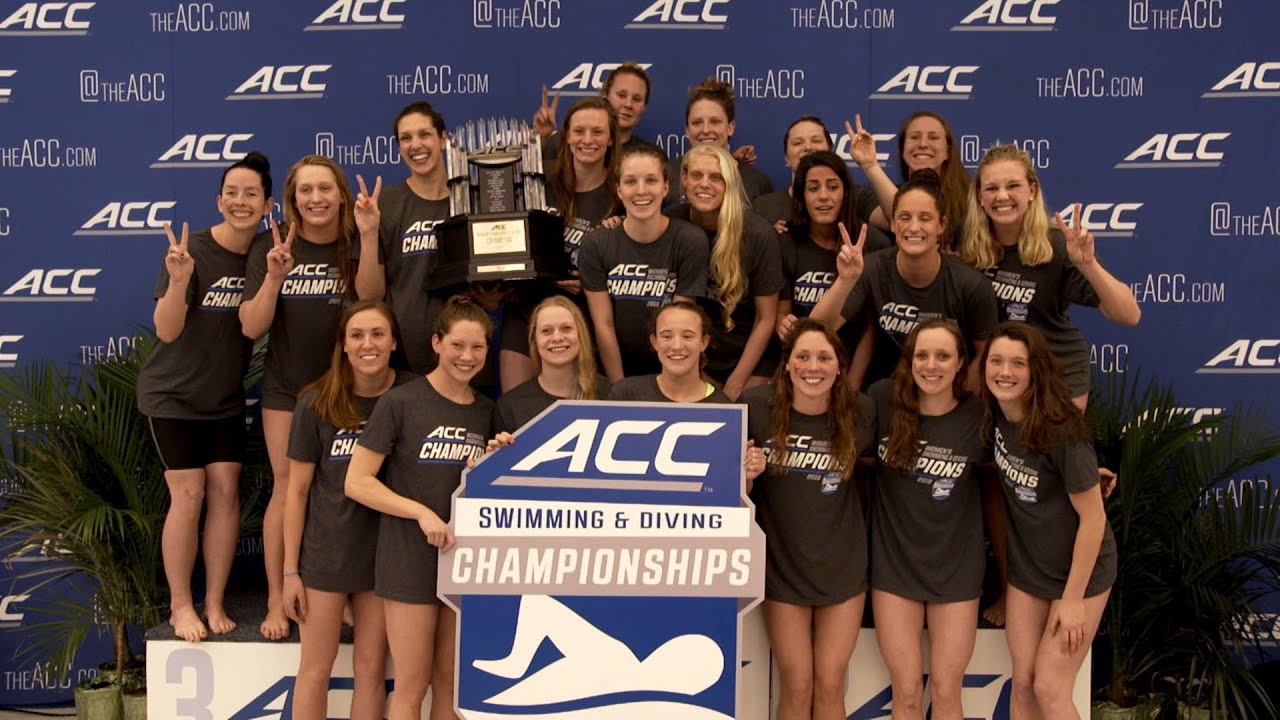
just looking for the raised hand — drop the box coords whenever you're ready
[354,174,382,236]
[266,218,296,280]
[1057,204,1096,268]
[533,85,561,139]
[163,222,194,284]
[845,114,878,170]
[835,221,867,281]
[732,144,758,166]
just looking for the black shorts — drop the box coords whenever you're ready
[147,415,246,470]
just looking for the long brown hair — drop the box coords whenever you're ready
[883,320,968,470]
[789,151,866,238]
[769,319,860,479]
[550,97,619,226]
[979,322,1088,452]
[282,154,357,300]
[434,295,495,339]
[528,295,600,400]
[302,300,398,430]
[896,110,970,249]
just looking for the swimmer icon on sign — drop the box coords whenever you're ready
[440,401,765,719]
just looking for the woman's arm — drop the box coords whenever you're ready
[345,445,454,550]
[585,290,624,382]
[725,294,778,399]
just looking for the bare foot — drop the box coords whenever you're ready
[982,593,1007,627]
[205,605,237,635]
[342,598,355,627]
[170,606,208,643]
[260,604,290,641]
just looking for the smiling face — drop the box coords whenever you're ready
[984,336,1031,408]
[217,167,269,232]
[606,72,648,132]
[978,158,1036,231]
[902,116,949,173]
[617,153,667,220]
[682,152,726,215]
[911,326,962,399]
[396,112,443,178]
[534,305,580,369]
[651,306,708,377]
[567,107,611,168]
[685,99,734,149]
[892,188,945,258]
[292,164,342,232]
[785,120,831,171]
[803,165,844,227]
[787,329,840,402]
[432,319,488,385]
[344,308,396,378]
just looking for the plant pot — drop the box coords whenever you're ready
[121,691,147,720]
[1176,702,1210,720]
[75,681,121,720]
[1091,696,1163,720]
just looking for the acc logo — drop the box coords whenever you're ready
[1203,61,1280,98]
[1,269,100,301]
[0,594,29,628]
[953,0,1058,31]
[0,335,21,369]
[0,2,93,35]
[1198,340,1280,374]
[150,133,253,168]
[832,131,896,166]
[1115,132,1229,169]
[870,65,980,100]
[550,62,654,97]
[305,0,405,30]
[74,201,176,236]
[1056,202,1142,237]
[626,0,729,29]
[0,69,14,103]
[227,65,331,100]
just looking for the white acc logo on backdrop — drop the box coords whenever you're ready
[1209,201,1279,238]
[714,64,805,100]
[1198,340,1280,374]
[626,0,729,29]
[0,2,93,35]
[0,69,15,103]
[227,65,330,100]
[305,0,404,30]
[1203,61,1280,98]
[1056,202,1142,237]
[832,132,895,167]
[550,62,654,97]
[870,65,979,100]
[75,202,176,236]
[1,269,100,302]
[953,0,1058,30]
[1128,0,1222,30]
[79,69,166,103]
[0,335,22,369]
[315,132,400,167]
[1115,132,1229,168]
[151,133,253,168]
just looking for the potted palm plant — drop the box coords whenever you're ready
[1087,372,1280,720]
[0,341,167,720]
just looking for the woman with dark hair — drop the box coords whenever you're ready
[667,77,773,206]
[741,318,874,720]
[241,153,363,640]
[282,300,411,720]
[607,301,731,403]
[981,322,1115,719]
[753,116,831,228]
[665,144,782,398]
[495,295,609,433]
[579,144,709,380]
[137,152,273,643]
[848,110,972,251]
[867,319,986,720]
[354,101,452,376]
[810,169,997,390]
[547,96,619,278]
[346,295,497,720]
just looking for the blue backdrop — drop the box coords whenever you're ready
[1,0,1277,704]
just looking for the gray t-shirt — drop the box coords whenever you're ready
[375,182,452,373]
[559,183,616,270]
[842,248,999,387]
[245,232,346,405]
[358,377,493,604]
[606,375,731,404]
[286,370,414,593]
[867,381,987,602]
[983,230,1101,396]
[137,230,255,419]
[993,412,1117,599]
[664,205,785,380]
[578,218,709,376]
[494,375,612,433]
[744,384,874,605]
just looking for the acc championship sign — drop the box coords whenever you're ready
[440,401,764,720]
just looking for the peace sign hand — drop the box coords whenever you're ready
[533,85,561,139]
[1057,204,1096,268]
[163,222,194,284]
[266,218,296,280]
[845,114,878,170]
[835,221,867,281]
[355,174,382,236]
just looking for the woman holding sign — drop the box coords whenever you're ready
[137,152,273,643]
[241,154,366,640]
[741,318,874,720]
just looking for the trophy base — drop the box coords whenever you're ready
[431,210,568,290]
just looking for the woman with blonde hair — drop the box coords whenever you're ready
[664,144,783,399]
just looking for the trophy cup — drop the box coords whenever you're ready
[430,117,568,289]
